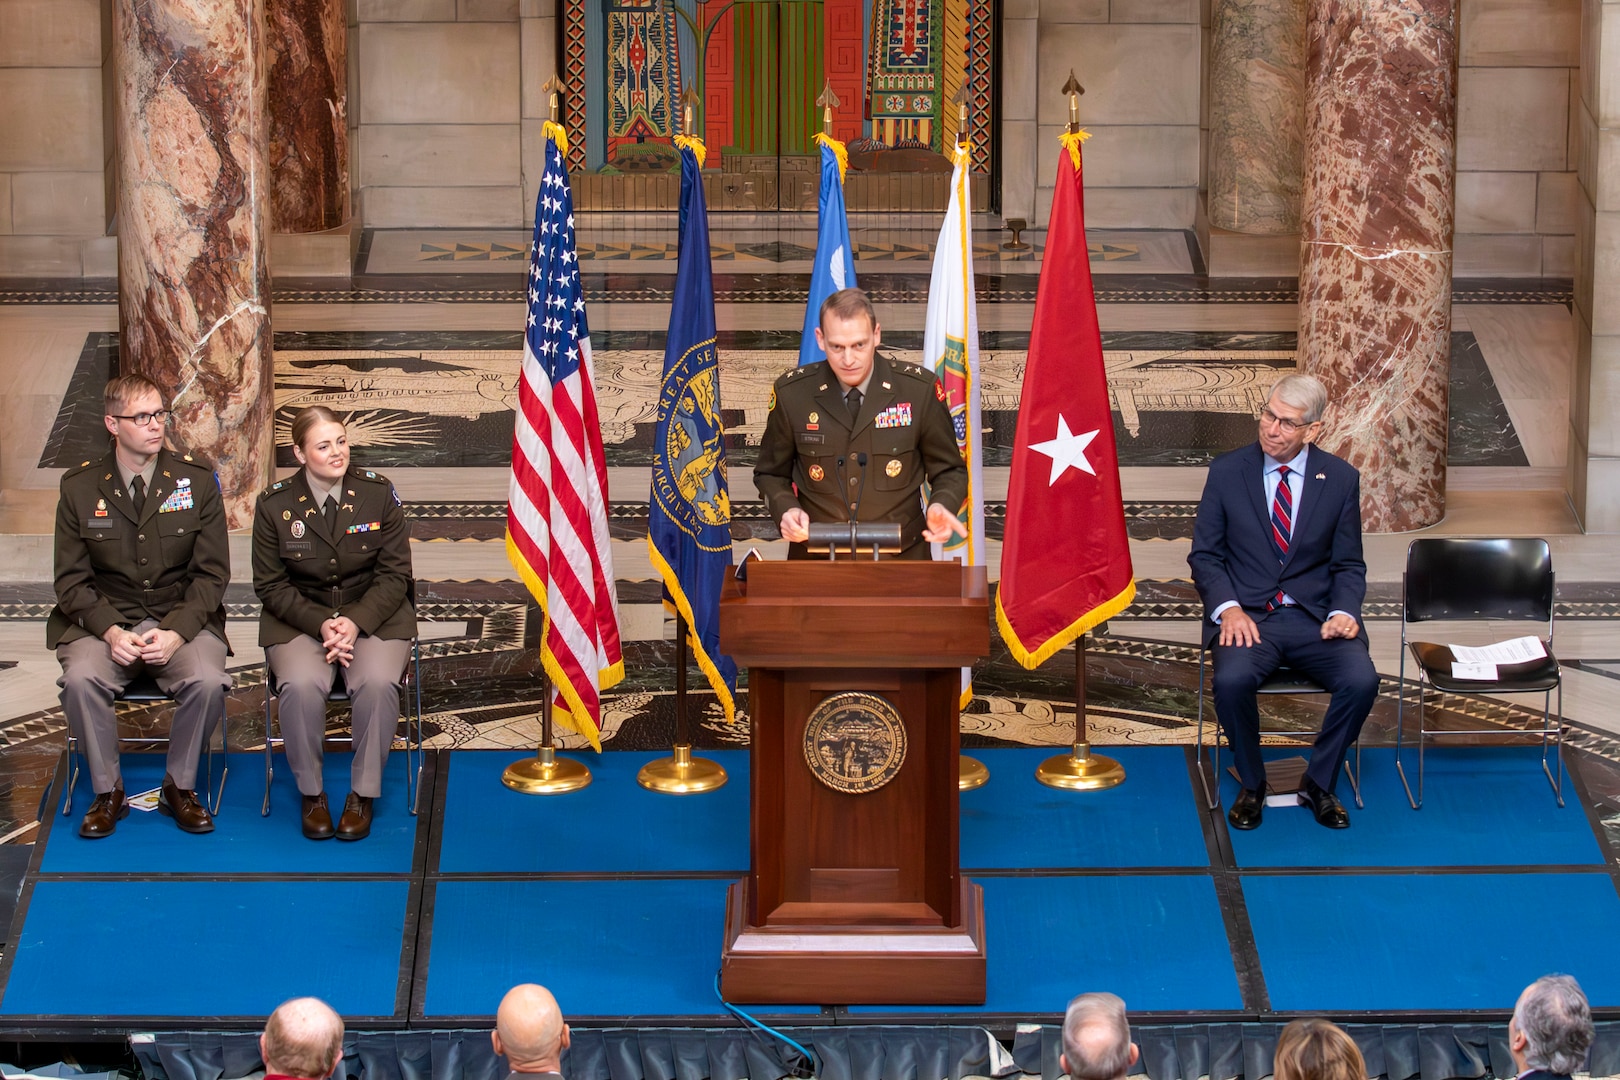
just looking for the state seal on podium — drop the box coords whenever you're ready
[803,691,907,794]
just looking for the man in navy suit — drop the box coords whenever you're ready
[1509,975,1592,1080]
[1189,374,1378,830]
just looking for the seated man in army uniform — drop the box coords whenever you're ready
[50,374,232,839]
[754,288,968,559]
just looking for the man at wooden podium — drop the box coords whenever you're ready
[755,287,968,558]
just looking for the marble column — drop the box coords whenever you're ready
[115,0,273,530]
[268,0,348,232]
[1296,0,1457,531]
[1207,0,1306,234]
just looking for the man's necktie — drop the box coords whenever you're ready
[323,496,337,530]
[846,387,862,419]
[1268,465,1292,609]
[130,476,145,516]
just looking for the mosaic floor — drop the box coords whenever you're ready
[0,223,1614,856]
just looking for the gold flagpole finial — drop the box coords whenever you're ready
[1061,71,1085,133]
[542,74,563,123]
[952,86,969,146]
[817,79,842,134]
[680,85,702,136]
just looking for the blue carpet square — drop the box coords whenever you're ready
[423,878,817,1016]
[0,880,408,1017]
[42,752,418,874]
[1244,872,1620,1011]
[1224,747,1603,868]
[961,748,1208,868]
[436,751,749,873]
[849,874,1241,1014]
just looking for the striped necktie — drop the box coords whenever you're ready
[1267,465,1292,610]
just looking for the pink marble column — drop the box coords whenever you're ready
[268,0,348,232]
[114,0,273,529]
[1296,0,1457,531]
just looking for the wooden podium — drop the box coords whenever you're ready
[717,560,990,1004]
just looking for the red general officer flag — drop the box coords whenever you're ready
[995,132,1135,668]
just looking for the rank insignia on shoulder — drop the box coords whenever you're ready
[182,454,193,462]
[364,471,377,479]
[81,461,91,468]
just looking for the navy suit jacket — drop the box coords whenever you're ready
[1188,442,1367,646]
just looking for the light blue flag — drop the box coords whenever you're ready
[798,135,857,366]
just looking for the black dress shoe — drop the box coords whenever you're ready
[158,774,215,834]
[1298,776,1350,828]
[336,792,372,841]
[79,785,128,839]
[1228,786,1264,830]
[302,792,335,840]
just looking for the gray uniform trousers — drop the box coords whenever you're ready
[57,619,230,793]
[267,633,411,799]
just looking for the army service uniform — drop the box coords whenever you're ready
[252,467,416,799]
[754,353,968,559]
[50,448,232,794]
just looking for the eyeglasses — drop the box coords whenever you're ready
[111,410,172,427]
[1258,406,1315,434]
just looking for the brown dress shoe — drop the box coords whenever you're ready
[336,792,372,841]
[159,774,215,834]
[302,792,335,840]
[79,785,128,839]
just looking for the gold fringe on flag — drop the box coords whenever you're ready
[542,120,570,156]
[814,132,850,183]
[1059,128,1092,170]
[673,134,708,170]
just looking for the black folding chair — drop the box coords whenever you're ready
[261,640,424,817]
[59,674,229,817]
[1395,537,1562,808]
[1196,647,1362,811]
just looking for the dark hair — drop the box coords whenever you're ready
[104,374,167,416]
[1274,1019,1365,1080]
[819,287,878,333]
[290,406,345,451]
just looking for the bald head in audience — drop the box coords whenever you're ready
[493,984,571,1077]
[261,997,344,1080]
[1061,993,1140,1080]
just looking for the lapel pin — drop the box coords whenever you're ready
[347,489,355,497]
[882,381,892,390]
[282,510,292,521]
[341,503,353,512]
[103,473,113,481]
[162,471,171,478]
[1315,472,1326,480]
[819,384,828,391]
[297,495,307,502]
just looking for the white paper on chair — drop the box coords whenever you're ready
[1448,636,1546,665]
[126,787,161,812]
[1450,661,1499,680]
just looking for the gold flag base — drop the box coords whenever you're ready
[958,754,990,791]
[638,743,728,794]
[502,745,593,794]
[1035,742,1126,790]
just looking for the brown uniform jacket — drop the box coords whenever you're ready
[251,466,416,646]
[754,353,968,558]
[48,448,231,650]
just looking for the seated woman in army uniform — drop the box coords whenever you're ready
[252,406,416,841]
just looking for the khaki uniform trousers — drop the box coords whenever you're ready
[268,634,411,799]
[57,619,229,793]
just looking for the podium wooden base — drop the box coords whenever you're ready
[719,878,987,1005]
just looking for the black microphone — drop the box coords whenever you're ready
[849,452,868,519]
[830,455,855,560]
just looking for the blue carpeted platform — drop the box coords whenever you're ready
[848,874,1242,1015]
[1243,872,1620,1011]
[435,751,750,873]
[1224,747,1604,868]
[0,879,409,1017]
[42,752,418,874]
[961,747,1209,868]
[422,877,816,1017]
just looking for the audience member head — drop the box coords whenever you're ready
[103,373,168,419]
[289,406,351,484]
[1272,1018,1365,1080]
[260,997,344,1080]
[1259,373,1327,460]
[1511,974,1593,1076]
[493,983,571,1074]
[102,374,170,459]
[1060,992,1138,1080]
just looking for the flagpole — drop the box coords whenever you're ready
[638,613,728,793]
[503,671,594,793]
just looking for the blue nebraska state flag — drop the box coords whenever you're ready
[798,134,857,366]
[647,136,738,721]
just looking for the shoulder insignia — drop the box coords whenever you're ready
[934,380,947,403]
[80,461,90,468]
[365,470,377,479]
[182,453,193,462]
[767,387,776,412]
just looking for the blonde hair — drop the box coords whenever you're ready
[1274,1019,1365,1080]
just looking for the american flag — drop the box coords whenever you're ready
[506,125,624,748]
